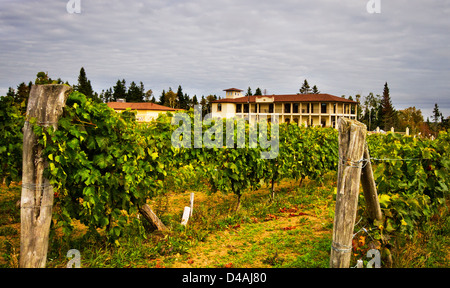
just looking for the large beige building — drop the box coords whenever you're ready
[107,101,181,122]
[211,88,358,128]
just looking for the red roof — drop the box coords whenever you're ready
[223,88,243,92]
[107,102,181,111]
[212,94,357,104]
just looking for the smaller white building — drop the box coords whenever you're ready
[107,101,181,122]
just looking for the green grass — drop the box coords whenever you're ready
[1,172,448,268]
[0,185,20,226]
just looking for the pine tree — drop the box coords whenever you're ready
[432,103,442,134]
[205,95,216,114]
[246,87,253,96]
[300,79,311,94]
[192,95,199,107]
[184,93,191,110]
[100,88,113,103]
[76,67,95,100]
[381,82,396,130]
[6,87,15,98]
[113,79,127,101]
[254,88,262,96]
[312,85,320,94]
[126,81,144,102]
[159,90,166,105]
[140,82,145,101]
[200,95,207,117]
[432,103,442,123]
[176,85,188,109]
[15,82,31,113]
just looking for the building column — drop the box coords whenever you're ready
[329,103,332,128]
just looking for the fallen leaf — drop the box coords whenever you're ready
[282,226,296,231]
[264,214,277,221]
[289,212,308,217]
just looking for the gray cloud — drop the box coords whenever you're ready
[0,0,449,118]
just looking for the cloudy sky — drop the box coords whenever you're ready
[1,0,449,119]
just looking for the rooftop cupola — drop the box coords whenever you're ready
[224,88,243,99]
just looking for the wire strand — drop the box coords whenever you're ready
[21,205,53,209]
[331,241,352,253]
[339,156,427,169]
[21,183,53,190]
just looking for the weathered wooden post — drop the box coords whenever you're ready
[360,144,383,222]
[139,204,168,231]
[20,84,72,268]
[330,118,367,268]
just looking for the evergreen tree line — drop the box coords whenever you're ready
[346,82,449,136]
[69,67,221,112]
[245,79,320,96]
[2,71,449,136]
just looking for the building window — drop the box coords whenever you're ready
[244,104,249,113]
[252,104,257,113]
[333,103,336,114]
[284,103,291,113]
[236,104,242,113]
[311,103,314,114]
[217,103,222,112]
[321,103,327,114]
[293,103,299,113]
[306,103,310,114]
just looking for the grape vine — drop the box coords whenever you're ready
[2,89,448,243]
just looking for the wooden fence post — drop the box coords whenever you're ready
[330,118,367,268]
[20,84,72,268]
[360,143,383,221]
[139,204,168,231]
